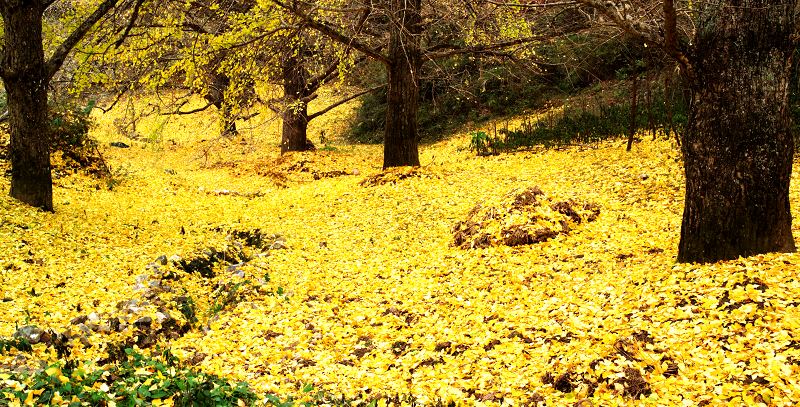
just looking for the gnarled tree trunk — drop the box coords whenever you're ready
[383,0,421,168]
[1,3,53,211]
[281,49,311,153]
[677,1,796,262]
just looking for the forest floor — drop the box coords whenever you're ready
[1,94,800,406]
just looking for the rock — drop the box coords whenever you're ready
[134,316,152,330]
[70,315,88,325]
[60,329,75,340]
[117,299,142,313]
[14,325,44,344]
[108,317,121,332]
[110,141,130,148]
[155,311,172,324]
[155,255,168,265]
[78,336,92,347]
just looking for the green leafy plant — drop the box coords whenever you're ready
[0,348,258,406]
[0,337,32,354]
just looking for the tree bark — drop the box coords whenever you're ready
[1,3,53,211]
[382,0,422,168]
[677,1,796,262]
[204,71,238,137]
[281,49,311,153]
[626,74,638,151]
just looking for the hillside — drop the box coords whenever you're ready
[1,99,799,406]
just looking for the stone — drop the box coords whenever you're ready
[270,240,287,250]
[70,315,88,325]
[14,325,43,344]
[108,317,121,332]
[134,316,152,330]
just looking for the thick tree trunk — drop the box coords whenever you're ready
[281,50,310,153]
[677,1,796,262]
[383,0,421,168]
[1,4,53,211]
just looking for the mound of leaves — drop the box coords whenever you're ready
[0,348,258,406]
[453,186,600,249]
[360,166,437,187]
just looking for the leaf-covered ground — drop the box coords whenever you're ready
[2,99,800,406]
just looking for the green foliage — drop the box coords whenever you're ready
[50,99,95,151]
[48,98,111,178]
[175,295,199,327]
[469,131,495,156]
[0,348,258,406]
[0,337,32,354]
[209,280,250,318]
[471,86,689,153]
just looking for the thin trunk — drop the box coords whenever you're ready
[204,71,238,137]
[383,0,422,168]
[646,79,654,140]
[677,1,796,262]
[626,74,638,151]
[281,48,310,153]
[1,4,53,211]
[664,72,675,144]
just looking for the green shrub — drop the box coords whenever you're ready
[473,84,689,153]
[0,348,258,406]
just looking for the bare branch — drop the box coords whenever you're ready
[114,0,146,48]
[308,84,385,120]
[426,36,544,59]
[271,0,389,64]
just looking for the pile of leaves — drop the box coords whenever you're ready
[359,166,438,187]
[453,186,600,249]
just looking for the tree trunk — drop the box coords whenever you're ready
[626,74,638,151]
[281,49,310,153]
[382,0,421,168]
[1,3,53,211]
[677,1,796,263]
[204,71,238,137]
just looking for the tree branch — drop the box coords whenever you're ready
[271,0,389,64]
[663,0,695,82]
[114,0,145,48]
[308,84,385,121]
[572,0,661,47]
[46,0,124,79]
[425,36,544,59]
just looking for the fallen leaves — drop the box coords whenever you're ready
[1,108,800,406]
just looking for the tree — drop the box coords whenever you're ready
[568,0,797,262]
[0,0,139,211]
[273,0,540,168]
[95,0,376,152]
